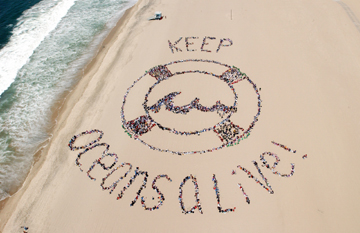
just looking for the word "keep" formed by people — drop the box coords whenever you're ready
[168,37,233,53]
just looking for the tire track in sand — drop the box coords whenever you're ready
[333,0,360,33]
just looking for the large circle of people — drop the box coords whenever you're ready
[121,59,262,155]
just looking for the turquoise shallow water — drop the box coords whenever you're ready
[0,0,137,201]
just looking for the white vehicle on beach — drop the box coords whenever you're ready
[148,11,163,20]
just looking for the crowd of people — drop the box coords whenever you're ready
[125,115,156,136]
[216,38,233,53]
[237,184,251,204]
[67,129,302,212]
[213,120,243,144]
[234,152,296,204]
[68,129,117,173]
[116,167,148,207]
[68,129,104,151]
[100,162,132,194]
[185,36,199,52]
[228,132,251,147]
[271,141,297,153]
[87,149,118,181]
[200,36,216,52]
[121,59,262,155]
[260,152,295,178]
[148,65,172,81]
[168,37,183,53]
[122,125,132,138]
[65,58,307,211]
[141,175,172,211]
[133,61,240,138]
[167,37,233,53]
[146,91,237,117]
[212,174,236,213]
[235,162,274,205]
[71,132,175,211]
[238,183,250,205]
[178,175,203,214]
[220,67,245,84]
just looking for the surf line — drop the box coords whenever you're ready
[68,129,304,213]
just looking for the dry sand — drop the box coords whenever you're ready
[1,0,360,232]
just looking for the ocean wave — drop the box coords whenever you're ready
[0,0,77,96]
[0,0,137,201]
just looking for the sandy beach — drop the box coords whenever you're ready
[1,0,360,232]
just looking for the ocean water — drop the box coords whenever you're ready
[0,0,137,201]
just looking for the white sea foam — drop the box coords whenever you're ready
[0,0,77,96]
[0,0,137,201]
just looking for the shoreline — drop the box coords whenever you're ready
[1,0,360,232]
[0,0,144,230]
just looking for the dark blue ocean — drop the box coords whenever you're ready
[0,0,136,201]
[0,0,42,49]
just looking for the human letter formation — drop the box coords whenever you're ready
[168,37,233,53]
[179,175,203,214]
[68,130,299,213]
[271,141,296,153]
[234,152,295,204]
[213,174,236,213]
